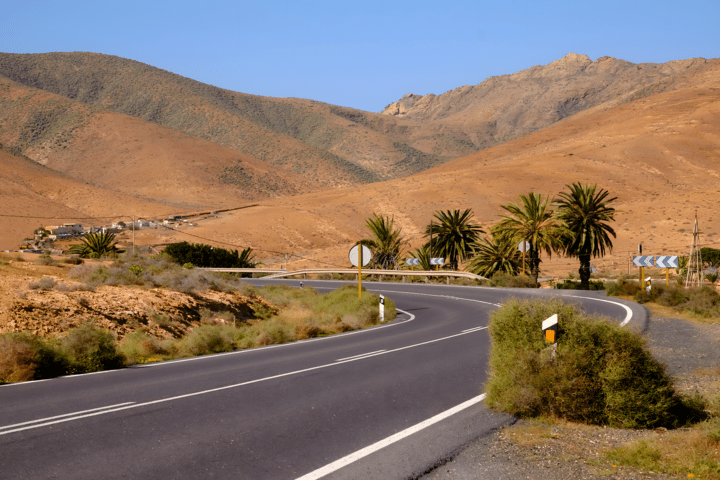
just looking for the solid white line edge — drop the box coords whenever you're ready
[295,393,487,480]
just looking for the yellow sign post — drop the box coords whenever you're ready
[349,244,371,299]
[358,245,363,299]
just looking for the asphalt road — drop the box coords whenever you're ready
[0,281,643,479]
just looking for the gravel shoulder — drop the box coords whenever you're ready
[419,308,720,480]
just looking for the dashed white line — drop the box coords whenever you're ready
[0,402,136,434]
[336,350,387,362]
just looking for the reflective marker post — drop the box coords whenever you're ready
[379,294,385,322]
[542,314,558,343]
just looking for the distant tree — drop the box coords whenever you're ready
[163,242,256,269]
[425,209,484,270]
[68,232,120,258]
[492,192,561,283]
[555,183,617,290]
[362,214,407,269]
[700,247,720,269]
[466,234,521,277]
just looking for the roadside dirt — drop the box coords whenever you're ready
[420,311,720,480]
[0,253,264,340]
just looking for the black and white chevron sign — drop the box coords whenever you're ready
[405,258,420,266]
[655,256,679,268]
[429,257,445,266]
[632,255,654,267]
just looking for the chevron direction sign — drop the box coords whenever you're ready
[406,258,420,266]
[430,257,445,266]
[655,256,679,268]
[632,256,654,267]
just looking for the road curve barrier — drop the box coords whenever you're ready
[200,268,487,283]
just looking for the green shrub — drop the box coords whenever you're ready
[119,331,174,364]
[684,286,720,317]
[605,278,641,297]
[180,324,241,356]
[556,279,605,290]
[489,272,539,288]
[163,242,256,269]
[60,322,125,373]
[485,298,699,429]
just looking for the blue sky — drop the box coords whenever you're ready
[1,1,718,112]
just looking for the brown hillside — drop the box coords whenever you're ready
[181,61,720,276]
[2,52,713,186]
[381,54,713,140]
[0,74,320,208]
[0,147,179,250]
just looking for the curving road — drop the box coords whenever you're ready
[0,281,643,479]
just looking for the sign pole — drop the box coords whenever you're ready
[358,244,362,299]
[638,244,642,288]
[522,247,526,277]
[666,268,669,286]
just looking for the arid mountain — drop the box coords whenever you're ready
[0,74,320,207]
[178,59,720,275]
[1,51,718,269]
[382,53,713,140]
[1,52,713,189]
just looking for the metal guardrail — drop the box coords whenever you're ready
[199,268,487,283]
[270,268,486,283]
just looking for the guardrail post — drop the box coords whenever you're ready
[446,276,449,285]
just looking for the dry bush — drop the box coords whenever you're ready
[29,277,56,290]
[0,335,36,383]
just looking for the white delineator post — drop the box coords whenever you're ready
[379,295,385,323]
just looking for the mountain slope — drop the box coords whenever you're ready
[0,146,179,249]
[382,53,714,140]
[1,52,714,187]
[185,60,720,272]
[0,74,320,207]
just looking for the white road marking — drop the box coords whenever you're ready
[0,402,135,433]
[336,350,386,362]
[295,393,488,480]
[461,326,488,334]
[137,309,417,369]
[0,310,494,437]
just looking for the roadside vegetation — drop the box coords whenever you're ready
[485,298,720,478]
[0,252,396,384]
[606,278,720,323]
[163,241,257,269]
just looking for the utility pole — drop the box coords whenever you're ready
[686,211,703,287]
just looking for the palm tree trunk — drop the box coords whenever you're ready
[579,253,591,290]
[530,245,540,284]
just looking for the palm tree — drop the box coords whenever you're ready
[68,232,120,258]
[492,192,561,283]
[425,209,484,270]
[466,234,521,277]
[555,183,617,290]
[362,214,407,270]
